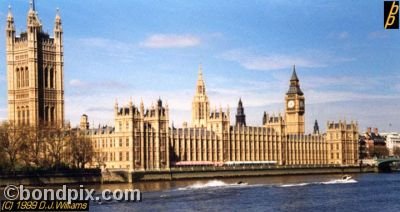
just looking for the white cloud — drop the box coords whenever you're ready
[68,79,128,90]
[69,37,143,62]
[368,31,388,39]
[220,49,355,71]
[140,34,200,48]
[69,79,85,87]
[220,50,325,71]
[77,37,134,51]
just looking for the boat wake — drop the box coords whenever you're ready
[177,177,357,191]
[178,180,248,191]
[279,183,310,187]
[278,178,357,187]
[320,178,357,185]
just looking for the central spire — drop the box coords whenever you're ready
[192,65,210,128]
[198,64,203,80]
[7,5,13,21]
[196,64,206,95]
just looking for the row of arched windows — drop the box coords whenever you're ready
[17,106,29,125]
[15,67,57,89]
[16,106,57,125]
[44,67,56,89]
[16,67,29,88]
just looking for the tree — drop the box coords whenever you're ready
[28,126,48,168]
[45,126,71,169]
[374,145,389,158]
[0,123,29,173]
[18,125,48,169]
[70,133,94,169]
[0,124,8,171]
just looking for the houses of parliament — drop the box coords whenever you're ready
[5,3,359,172]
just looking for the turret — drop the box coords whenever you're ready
[80,114,89,130]
[6,5,15,44]
[165,101,169,120]
[54,8,63,42]
[140,98,144,117]
[262,111,267,125]
[313,120,320,134]
[114,99,118,115]
[27,0,42,33]
[235,98,246,127]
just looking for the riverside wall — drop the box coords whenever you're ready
[128,165,375,182]
[0,170,101,187]
[0,166,376,185]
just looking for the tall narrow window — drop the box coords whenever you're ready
[44,67,48,88]
[50,68,54,88]
[26,107,29,125]
[21,106,25,125]
[51,107,55,123]
[17,107,20,125]
[45,106,49,122]
[54,70,56,89]
[25,67,29,87]
[21,68,25,87]
[16,68,20,88]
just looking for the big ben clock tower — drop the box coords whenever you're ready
[285,66,305,134]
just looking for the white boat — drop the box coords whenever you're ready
[341,175,352,181]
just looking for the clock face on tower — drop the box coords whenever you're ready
[299,100,304,108]
[287,100,295,109]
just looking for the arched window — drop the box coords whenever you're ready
[44,67,48,88]
[26,106,29,125]
[21,106,25,125]
[25,67,29,87]
[51,107,55,123]
[54,70,57,89]
[17,106,20,125]
[16,68,20,88]
[50,68,54,88]
[21,68,24,87]
[45,106,49,122]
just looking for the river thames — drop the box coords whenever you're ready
[90,172,400,211]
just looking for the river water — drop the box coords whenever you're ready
[90,172,400,212]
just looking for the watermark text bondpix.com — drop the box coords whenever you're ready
[2,184,141,203]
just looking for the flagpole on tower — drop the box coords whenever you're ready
[31,0,35,11]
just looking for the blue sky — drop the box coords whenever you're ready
[1,0,400,133]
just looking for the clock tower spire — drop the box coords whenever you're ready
[285,65,305,134]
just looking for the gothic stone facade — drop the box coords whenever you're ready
[84,67,359,171]
[6,5,64,127]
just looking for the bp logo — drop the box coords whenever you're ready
[384,1,399,29]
